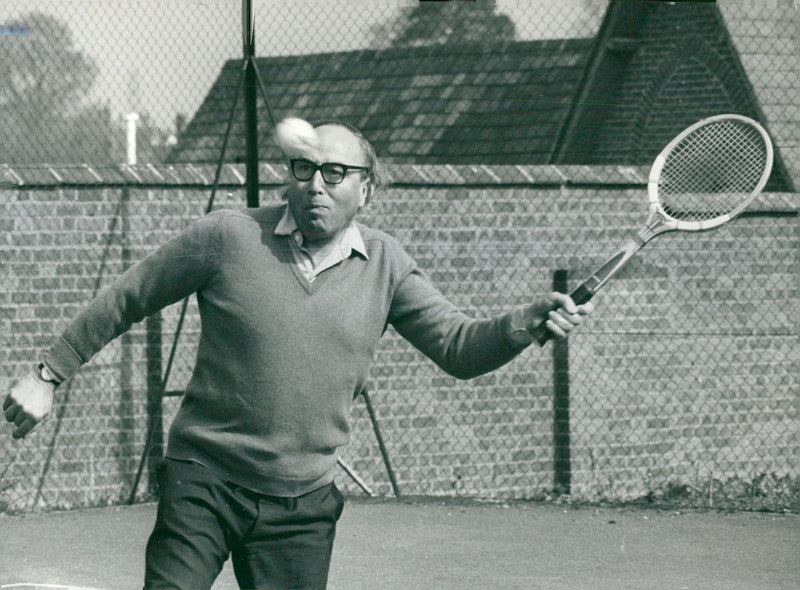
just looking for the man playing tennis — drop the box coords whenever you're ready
[3,120,593,590]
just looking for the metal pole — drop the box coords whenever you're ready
[361,388,401,497]
[127,62,248,505]
[144,314,163,494]
[552,269,571,496]
[243,0,259,207]
[337,458,374,496]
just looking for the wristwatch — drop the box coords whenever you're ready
[37,362,61,386]
[507,306,535,346]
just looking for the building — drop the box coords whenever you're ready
[168,1,796,191]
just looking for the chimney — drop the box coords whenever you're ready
[124,113,139,165]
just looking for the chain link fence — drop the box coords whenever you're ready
[1,0,798,514]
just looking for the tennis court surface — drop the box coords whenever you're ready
[1,498,797,590]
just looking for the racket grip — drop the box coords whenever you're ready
[570,283,595,306]
[531,283,596,346]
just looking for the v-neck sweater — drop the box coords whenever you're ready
[43,206,531,497]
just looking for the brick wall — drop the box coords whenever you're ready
[1,163,797,512]
[583,2,797,194]
[593,2,764,165]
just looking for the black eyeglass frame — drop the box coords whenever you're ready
[289,158,370,185]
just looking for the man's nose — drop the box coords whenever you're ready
[307,169,325,191]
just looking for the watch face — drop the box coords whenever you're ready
[39,363,57,384]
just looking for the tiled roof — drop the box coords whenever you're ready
[168,3,794,191]
[577,2,769,164]
[167,39,594,166]
[556,0,794,191]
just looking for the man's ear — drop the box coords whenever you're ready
[359,178,372,207]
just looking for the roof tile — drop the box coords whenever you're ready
[169,39,594,166]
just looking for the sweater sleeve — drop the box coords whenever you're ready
[388,263,532,380]
[43,212,223,383]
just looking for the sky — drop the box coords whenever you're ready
[2,1,609,131]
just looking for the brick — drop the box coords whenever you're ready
[2,171,796,512]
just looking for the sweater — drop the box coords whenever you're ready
[43,205,531,496]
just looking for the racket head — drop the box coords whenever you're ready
[647,114,773,231]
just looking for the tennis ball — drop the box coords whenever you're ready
[275,117,317,156]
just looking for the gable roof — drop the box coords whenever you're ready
[716,3,798,193]
[555,1,793,191]
[167,38,595,167]
[169,2,794,191]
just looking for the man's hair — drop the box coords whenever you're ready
[312,120,390,203]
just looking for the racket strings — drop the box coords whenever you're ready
[659,120,769,222]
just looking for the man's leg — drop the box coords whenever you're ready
[144,458,255,590]
[231,482,345,590]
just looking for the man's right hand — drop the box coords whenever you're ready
[3,370,55,439]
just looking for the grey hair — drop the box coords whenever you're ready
[311,120,391,203]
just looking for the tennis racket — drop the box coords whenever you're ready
[532,113,774,345]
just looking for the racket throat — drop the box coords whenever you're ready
[572,235,645,302]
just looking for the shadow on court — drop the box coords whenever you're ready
[1,498,797,590]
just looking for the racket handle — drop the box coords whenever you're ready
[570,283,595,306]
[530,283,596,346]
[530,236,643,346]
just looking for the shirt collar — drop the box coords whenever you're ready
[275,204,368,259]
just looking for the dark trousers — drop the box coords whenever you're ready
[144,458,345,590]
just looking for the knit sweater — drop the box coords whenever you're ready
[43,205,531,496]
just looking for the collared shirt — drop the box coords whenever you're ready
[274,204,369,283]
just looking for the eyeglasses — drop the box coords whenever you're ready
[289,158,370,185]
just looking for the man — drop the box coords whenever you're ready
[4,121,593,589]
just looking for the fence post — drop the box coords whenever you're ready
[145,313,163,494]
[360,388,401,497]
[243,0,259,208]
[118,186,136,482]
[552,269,571,496]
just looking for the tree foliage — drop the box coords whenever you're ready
[1,13,97,113]
[0,12,167,165]
[371,0,516,48]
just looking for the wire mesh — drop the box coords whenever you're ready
[1,1,798,514]
[659,118,772,223]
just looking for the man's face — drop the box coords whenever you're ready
[285,124,370,242]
